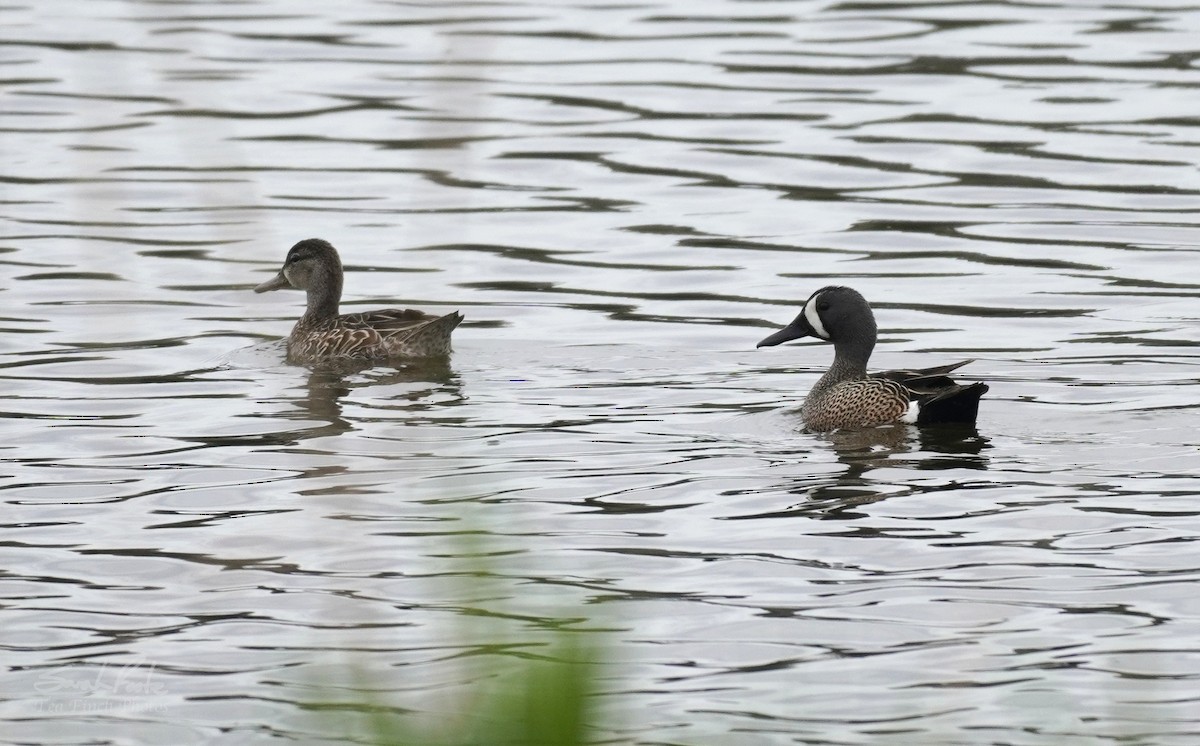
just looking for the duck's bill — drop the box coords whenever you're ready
[254,271,291,293]
[756,316,813,348]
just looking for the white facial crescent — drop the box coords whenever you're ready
[804,293,830,339]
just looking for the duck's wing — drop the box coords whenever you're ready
[340,308,463,357]
[870,359,974,389]
[341,308,440,332]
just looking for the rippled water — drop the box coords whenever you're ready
[4,1,1200,743]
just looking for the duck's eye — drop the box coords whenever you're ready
[817,301,830,312]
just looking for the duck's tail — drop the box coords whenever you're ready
[916,381,988,425]
[401,311,464,357]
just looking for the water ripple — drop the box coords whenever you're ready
[4,1,1200,744]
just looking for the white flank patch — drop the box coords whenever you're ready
[900,400,920,424]
[803,293,830,339]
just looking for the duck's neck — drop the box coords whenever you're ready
[811,336,874,394]
[301,267,342,325]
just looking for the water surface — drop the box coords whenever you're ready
[4,1,1200,743]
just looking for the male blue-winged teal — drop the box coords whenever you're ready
[254,238,463,364]
[757,286,987,432]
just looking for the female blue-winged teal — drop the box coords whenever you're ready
[254,238,463,364]
[757,286,987,432]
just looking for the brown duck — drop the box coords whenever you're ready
[757,286,987,432]
[255,238,462,364]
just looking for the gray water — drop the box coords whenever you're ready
[4,1,1200,743]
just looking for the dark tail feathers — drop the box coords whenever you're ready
[916,382,988,425]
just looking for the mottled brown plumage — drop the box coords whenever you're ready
[757,286,987,432]
[255,238,462,365]
[801,377,911,432]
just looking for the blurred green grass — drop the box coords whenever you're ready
[305,533,609,745]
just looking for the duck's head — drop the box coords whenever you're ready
[255,238,343,295]
[756,285,876,348]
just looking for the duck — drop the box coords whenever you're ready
[756,285,987,432]
[254,238,463,364]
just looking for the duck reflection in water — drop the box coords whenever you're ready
[281,358,462,443]
[784,421,992,519]
[821,421,990,472]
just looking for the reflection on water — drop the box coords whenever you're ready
[4,0,1200,743]
[731,423,991,520]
